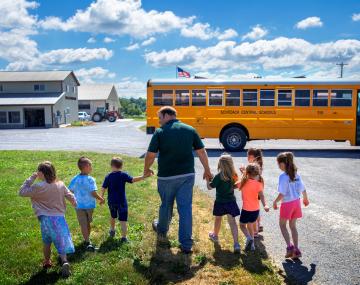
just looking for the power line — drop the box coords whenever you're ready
[336,62,348,78]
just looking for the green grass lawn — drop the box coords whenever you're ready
[0,151,281,285]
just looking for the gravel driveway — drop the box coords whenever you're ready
[1,120,359,284]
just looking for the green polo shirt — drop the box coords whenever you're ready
[209,174,236,203]
[148,119,204,177]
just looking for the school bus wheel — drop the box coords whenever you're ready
[221,127,247,152]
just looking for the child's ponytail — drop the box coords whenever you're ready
[277,152,297,181]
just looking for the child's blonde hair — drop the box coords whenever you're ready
[239,163,264,189]
[218,153,238,182]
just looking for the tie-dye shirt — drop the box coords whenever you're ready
[69,174,97,209]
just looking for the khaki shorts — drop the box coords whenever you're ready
[76,209,94,228]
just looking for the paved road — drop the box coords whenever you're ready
[1,121,360,284]
[0,120,149,157]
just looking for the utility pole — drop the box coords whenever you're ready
[336,62,348,78]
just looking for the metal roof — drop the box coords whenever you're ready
[148,78,360,86]
[0,71,80,85]
[0,92,64,105]
[78,84,115,100]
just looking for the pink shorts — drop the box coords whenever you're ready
[280,199,302,220]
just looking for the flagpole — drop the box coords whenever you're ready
[176,65,178,79]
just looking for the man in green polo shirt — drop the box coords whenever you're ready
[144,106,212,253]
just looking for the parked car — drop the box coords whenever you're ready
[78,111,91,121]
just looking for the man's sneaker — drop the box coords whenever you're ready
[285,245,294,258]
[292,248,302,259]
[120,237,128,243]
[61,262,71,278]
[208,232,219,243]
[42,260,52,269]
[234,243,241,253]
[152,219,159,232]
[109,229,115,238]
[245,238,253,251]
[180,247,192,254]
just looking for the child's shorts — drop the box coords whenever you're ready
[76,209,94,228]
[109,203,128,221]
[38,215,75,255]
[213,201,240,217]
[240,209,259,224]
[280,199,302,220]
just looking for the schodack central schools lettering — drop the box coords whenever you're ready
[220,110,276,115]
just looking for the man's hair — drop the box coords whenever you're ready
[111,157,123,169]
[157,106,177,117]
[78,156,92,171]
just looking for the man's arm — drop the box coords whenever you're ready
[144,151,156,177]
[195,148,212,181]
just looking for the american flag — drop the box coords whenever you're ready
[177,66,191,78]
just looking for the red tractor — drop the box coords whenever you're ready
[92,107,119,122]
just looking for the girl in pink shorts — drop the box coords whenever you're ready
[273,152,309,259]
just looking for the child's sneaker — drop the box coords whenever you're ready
[86,242,95,252]
[208,232,219,243]
[285,245,294,258]
[109,229,115,238]
[42,260,52,269]
[245,238,253,251]
[292,248,302,259]
[234,242,241,253]
[61,262,71,278]
[120,237,128,243]
[251,241,256,251]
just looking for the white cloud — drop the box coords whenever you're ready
[180,22,219,40]
[295,16,323,29]
[125,43,140,51]
[144,37,360,77]
[242,25,268,41]
[116,77,146,98]
[39,0,194,38]
[75,67,116,83]
[352,13,360,21]
[141,37,156,46]
[6,48,113,70]
[218,28,238,40]
[104,37,115,43]
[87,37,96,43]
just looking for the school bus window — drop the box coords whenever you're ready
[175,90,190,106]
[330,90,352,107]
[295,90,310,106]
[278,90,292,106]
[225,90,240,106]
[243,89,257,106]
[260,89,275,106]
[313,90,328,107]
[153,90,173,106]
[208,90,223,106]
[192,89,206,106]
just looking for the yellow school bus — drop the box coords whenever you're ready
[146,78,360,151]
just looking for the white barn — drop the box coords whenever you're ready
[78,84,120,116]
[0,71,80,128]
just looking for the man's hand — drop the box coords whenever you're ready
[203,169,213,181]
[144,168,154,178]
[264,205,270,212]
[303,198,309,207]
[99,196,105,205]
[273,201,278,210]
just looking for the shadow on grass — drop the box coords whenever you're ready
[134,236,206,284]
[211,242,241,269]
[67,242,88,263]
[281,260,316,285]
[97,237,127,254]
[21,269,61,285]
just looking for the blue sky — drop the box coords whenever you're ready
[0,0,359,97]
